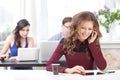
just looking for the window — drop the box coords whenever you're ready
[47,0,104,39]
[46,0,120,41]
[0,0,21,41]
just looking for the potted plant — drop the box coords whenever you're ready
[95,5,120,33]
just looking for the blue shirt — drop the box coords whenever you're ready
[48,32,63,41]
[10,38,32,70]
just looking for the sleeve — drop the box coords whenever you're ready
[88,42,107,70]
[46,42,67,73]
[48,32,62,41]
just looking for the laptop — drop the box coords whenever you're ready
[39,41,65,62]
[17,48,39,62]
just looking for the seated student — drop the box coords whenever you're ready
[48,17,72,41]
[46,11,107,74]
[0,19,34,70]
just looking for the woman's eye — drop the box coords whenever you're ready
[81,27,85,29]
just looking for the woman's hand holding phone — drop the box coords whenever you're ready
[88,31,97,44]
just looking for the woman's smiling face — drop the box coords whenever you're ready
[77,21,94,41]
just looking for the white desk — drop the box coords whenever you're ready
[0,70,120,80]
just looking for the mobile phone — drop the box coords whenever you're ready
[0,57,5,62]
[85,72,94,75]
[89,32,94,38]
[101,70,115,73]
[97,70,115,75]
[85,70,115,75]
[91,32,94,37]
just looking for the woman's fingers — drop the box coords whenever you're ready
[71,66,85,74]
[0,55,6,60]
[9,56,17,61]
[76,66,85,74]
[65,65,86,74]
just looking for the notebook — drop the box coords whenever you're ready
[39,41,65,62]
[17,48,39,62]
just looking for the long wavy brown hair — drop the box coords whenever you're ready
[13,19,30,48]
[62,11,102,54]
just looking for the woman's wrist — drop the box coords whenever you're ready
[64,68,71,73]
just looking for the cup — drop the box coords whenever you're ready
[52,64,60,75]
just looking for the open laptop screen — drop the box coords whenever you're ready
[39,41,65,62]
[17,48,39,62]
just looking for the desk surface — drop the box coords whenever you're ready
[0,70,119,80]
[0,60,46,67]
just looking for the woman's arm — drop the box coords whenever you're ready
[88,43,107,70]
[64,66,85,74]
[0,35,13,59]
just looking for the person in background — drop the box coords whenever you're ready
[48,17,72,41]
[46,11,107,74]
[0,19,34,70]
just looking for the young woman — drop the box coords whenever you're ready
[0,19,34,70]
[46,11,107,74]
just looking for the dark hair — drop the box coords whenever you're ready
[13,19,30,47]
[62,17,72,25]
[63,11,102,54]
